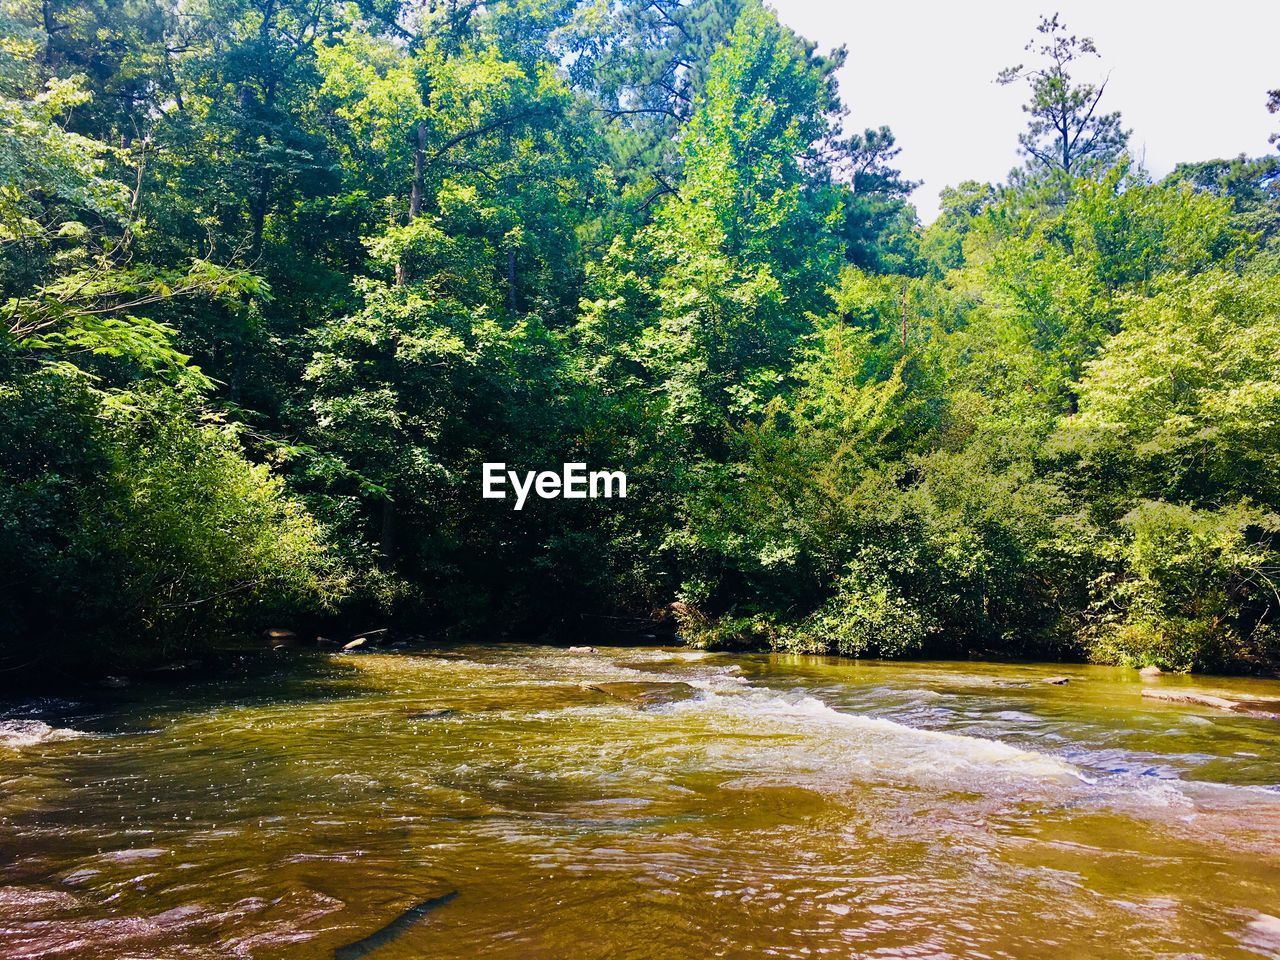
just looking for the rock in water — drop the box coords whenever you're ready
[148,660,199,674]
[1043,676,1071,685]
[333,890,458,960]
[1141,688,1237,710]
[407,708,454,720]
[568,646,598,653]
[1141,688,1280,718]
[264,628,296,648]
[341,638,367,652]
[1139,665,1162,677]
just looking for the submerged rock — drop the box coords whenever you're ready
[1141,688,1280,718]
[407,708,454,720]
[588,681,697,707]
[1043,676,1071,685]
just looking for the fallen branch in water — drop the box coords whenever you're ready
[333,890,459,960]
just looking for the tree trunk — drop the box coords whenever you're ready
[39,0,60,65]
[409,122,426,219]
[379,499,396,562]
[395,123,428,286]
[506,245,517,312]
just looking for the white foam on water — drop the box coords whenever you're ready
[474,649,1280,817]
[508,649,1090,790]
[0,719,86,749]
[648,685,1280,827]
[651,687,1090,789]
[1240,913,1280,958]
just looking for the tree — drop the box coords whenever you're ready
[300,6,608,624]
[998,14,1129,182]
[9,0,1280,679]
[1269,87,1279,149]
[561,0,776,255]
[563,0,747,186]
[1165,155,1280,255]
[1059,272,1280,671]
[830,125,920,272]
[0,8,336,674]
[1061,270,1280,508]
[639,1,845,432]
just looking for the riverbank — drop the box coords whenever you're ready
[8,613,1280,701]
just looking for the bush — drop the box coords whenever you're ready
[0,366,341,676]
[782,558,935,657]
[1085,500,1280,672]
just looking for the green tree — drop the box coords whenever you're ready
[1,1,336,676]
[300,9,609,626]
[639,1,844,434]
[833,125,921,273]
[563,0,746,193]
[1269,87,1279,149]
[998,14,1129,183]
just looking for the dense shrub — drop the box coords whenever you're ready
[0,364,340,675]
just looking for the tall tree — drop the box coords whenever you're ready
[562,0,746,211]
[1270,87,1279,150]
[998,14,1128,181]
[302,6,603,594]
[638,0,844,436]
[831,125,920,272]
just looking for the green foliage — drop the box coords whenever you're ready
[997,13,1128,184]
[0,362,337,673]
[1061,271,1280,505]
[1084,501,1280,672]
[786,558,935,658]
[1164,156,1280,273]
[562,0,746,194]
[599,2,845,439]
[4,0,1280,680]
[1043,271,1280,671]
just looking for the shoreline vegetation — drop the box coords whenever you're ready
[3,2,1280,684]
[6,637,1279,746]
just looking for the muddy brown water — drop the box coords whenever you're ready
[2,646,1280,959]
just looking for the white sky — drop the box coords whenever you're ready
[768,0,1280,221]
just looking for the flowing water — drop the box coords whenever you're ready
[3,646,1280,959]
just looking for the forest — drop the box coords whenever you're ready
[3,0,1280,679]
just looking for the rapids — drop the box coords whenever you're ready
[2,646,1279,959]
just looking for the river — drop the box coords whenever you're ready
[2,645,1280,959]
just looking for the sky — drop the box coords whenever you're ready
[768,0,1280,221]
